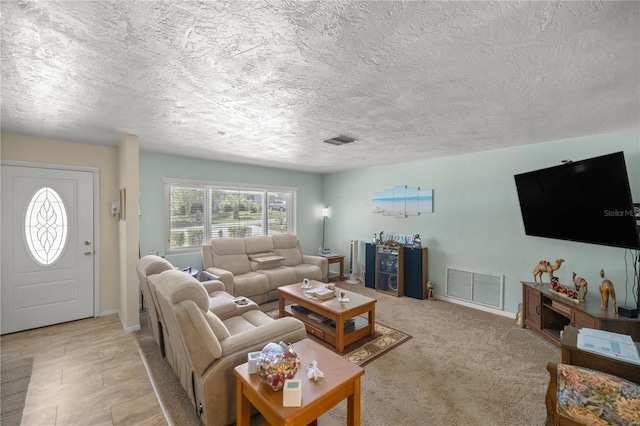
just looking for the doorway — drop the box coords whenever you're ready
[1,163,98,334]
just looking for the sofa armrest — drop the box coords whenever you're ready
[175,301,224,377]
[204,267,235,294]
[219,317,306,356]
[201,270,219,281]
[302,255,328,280]
[201,279,226,293]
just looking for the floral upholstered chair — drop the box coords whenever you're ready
[547,362,640,425]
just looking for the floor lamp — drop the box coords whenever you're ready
[321,207,329,250]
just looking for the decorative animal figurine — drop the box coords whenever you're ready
[572,272,588,301]
[533,258,565,284]
[426,281,435,300]
[599,269,616,311]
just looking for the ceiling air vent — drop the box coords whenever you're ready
[323,135,356,146]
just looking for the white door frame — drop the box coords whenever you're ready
[1,160,101,317]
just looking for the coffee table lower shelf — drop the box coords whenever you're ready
[283,305,370,352]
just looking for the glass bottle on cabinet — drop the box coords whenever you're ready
[375,245,404,296]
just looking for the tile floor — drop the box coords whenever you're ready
[0,314,166,426]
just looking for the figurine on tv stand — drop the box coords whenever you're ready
[572,272,588,301]
[532,258,564,285]
[599,269,617,312]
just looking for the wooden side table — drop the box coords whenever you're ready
[234,338,364,426]
[323,255,344,281]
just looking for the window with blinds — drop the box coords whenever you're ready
[163,178,296,253]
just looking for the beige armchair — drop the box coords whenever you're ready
[153,269,307,426]
[136,255,174,356]
[137,255,261,360]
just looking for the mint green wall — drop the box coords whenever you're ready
[139,152,324,270]
[322,131,640,315]
[140,132,639,316]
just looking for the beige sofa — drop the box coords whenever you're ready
[153,269,307,426]
[202,234,328,304]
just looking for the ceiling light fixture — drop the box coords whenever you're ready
[323,135,357,146]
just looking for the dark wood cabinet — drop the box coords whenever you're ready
[375,245,404,297]
[521,281,640,345]
[523,283,542,331]
[372,245,428,298]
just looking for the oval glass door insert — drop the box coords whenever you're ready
[24,187,69,266]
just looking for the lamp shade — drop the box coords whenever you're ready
[321,208,329,217]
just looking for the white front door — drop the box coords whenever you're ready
[1,164,95,334]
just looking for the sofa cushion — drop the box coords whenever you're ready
[272,234,303,266]
[271,233,298,249]
[233,272,270,297]
[223,310,275,336]
[289,263,324,282]
[258,267,298,290]
[244,236,274,254]
[204,311,231,341]
[210,238,251,275]
[210,237,246,254]
[556,363,640,425]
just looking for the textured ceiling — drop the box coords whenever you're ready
[1,1,639,173]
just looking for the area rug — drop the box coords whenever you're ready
[0,353,34,426]
[264,309,412,366]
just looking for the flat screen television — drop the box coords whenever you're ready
[514,151,640,249]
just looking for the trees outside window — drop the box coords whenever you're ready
[164,180,295,253]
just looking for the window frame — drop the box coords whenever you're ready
[163,178,297,254]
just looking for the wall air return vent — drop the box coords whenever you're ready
[445,267,504,310]
[323,135,356,146]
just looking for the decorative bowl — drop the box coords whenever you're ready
[256,341,300,391]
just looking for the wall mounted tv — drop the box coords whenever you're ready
[514,151,640,250]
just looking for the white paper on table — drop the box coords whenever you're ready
[577,328,640,365]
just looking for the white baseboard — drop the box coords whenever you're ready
[99,309,140,333]
[124,324,141,333]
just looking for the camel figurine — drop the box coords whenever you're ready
[533,259,564,284]
[572,272,588,301]
[599,269,616,311]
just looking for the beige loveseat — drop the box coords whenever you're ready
[153,269,307,426]
[202,234,328,304]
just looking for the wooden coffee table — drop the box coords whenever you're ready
[234,338,365,426]
[278,283,376,353]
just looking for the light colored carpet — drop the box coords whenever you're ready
[136,282,561,425]
[0,353,34,426]
[322,282,561,426]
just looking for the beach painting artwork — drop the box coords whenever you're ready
[394,185,406,217]
[417,188,433,213]
[372,186,433,216]
[372,189,394,215]
[406,186,419,215]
